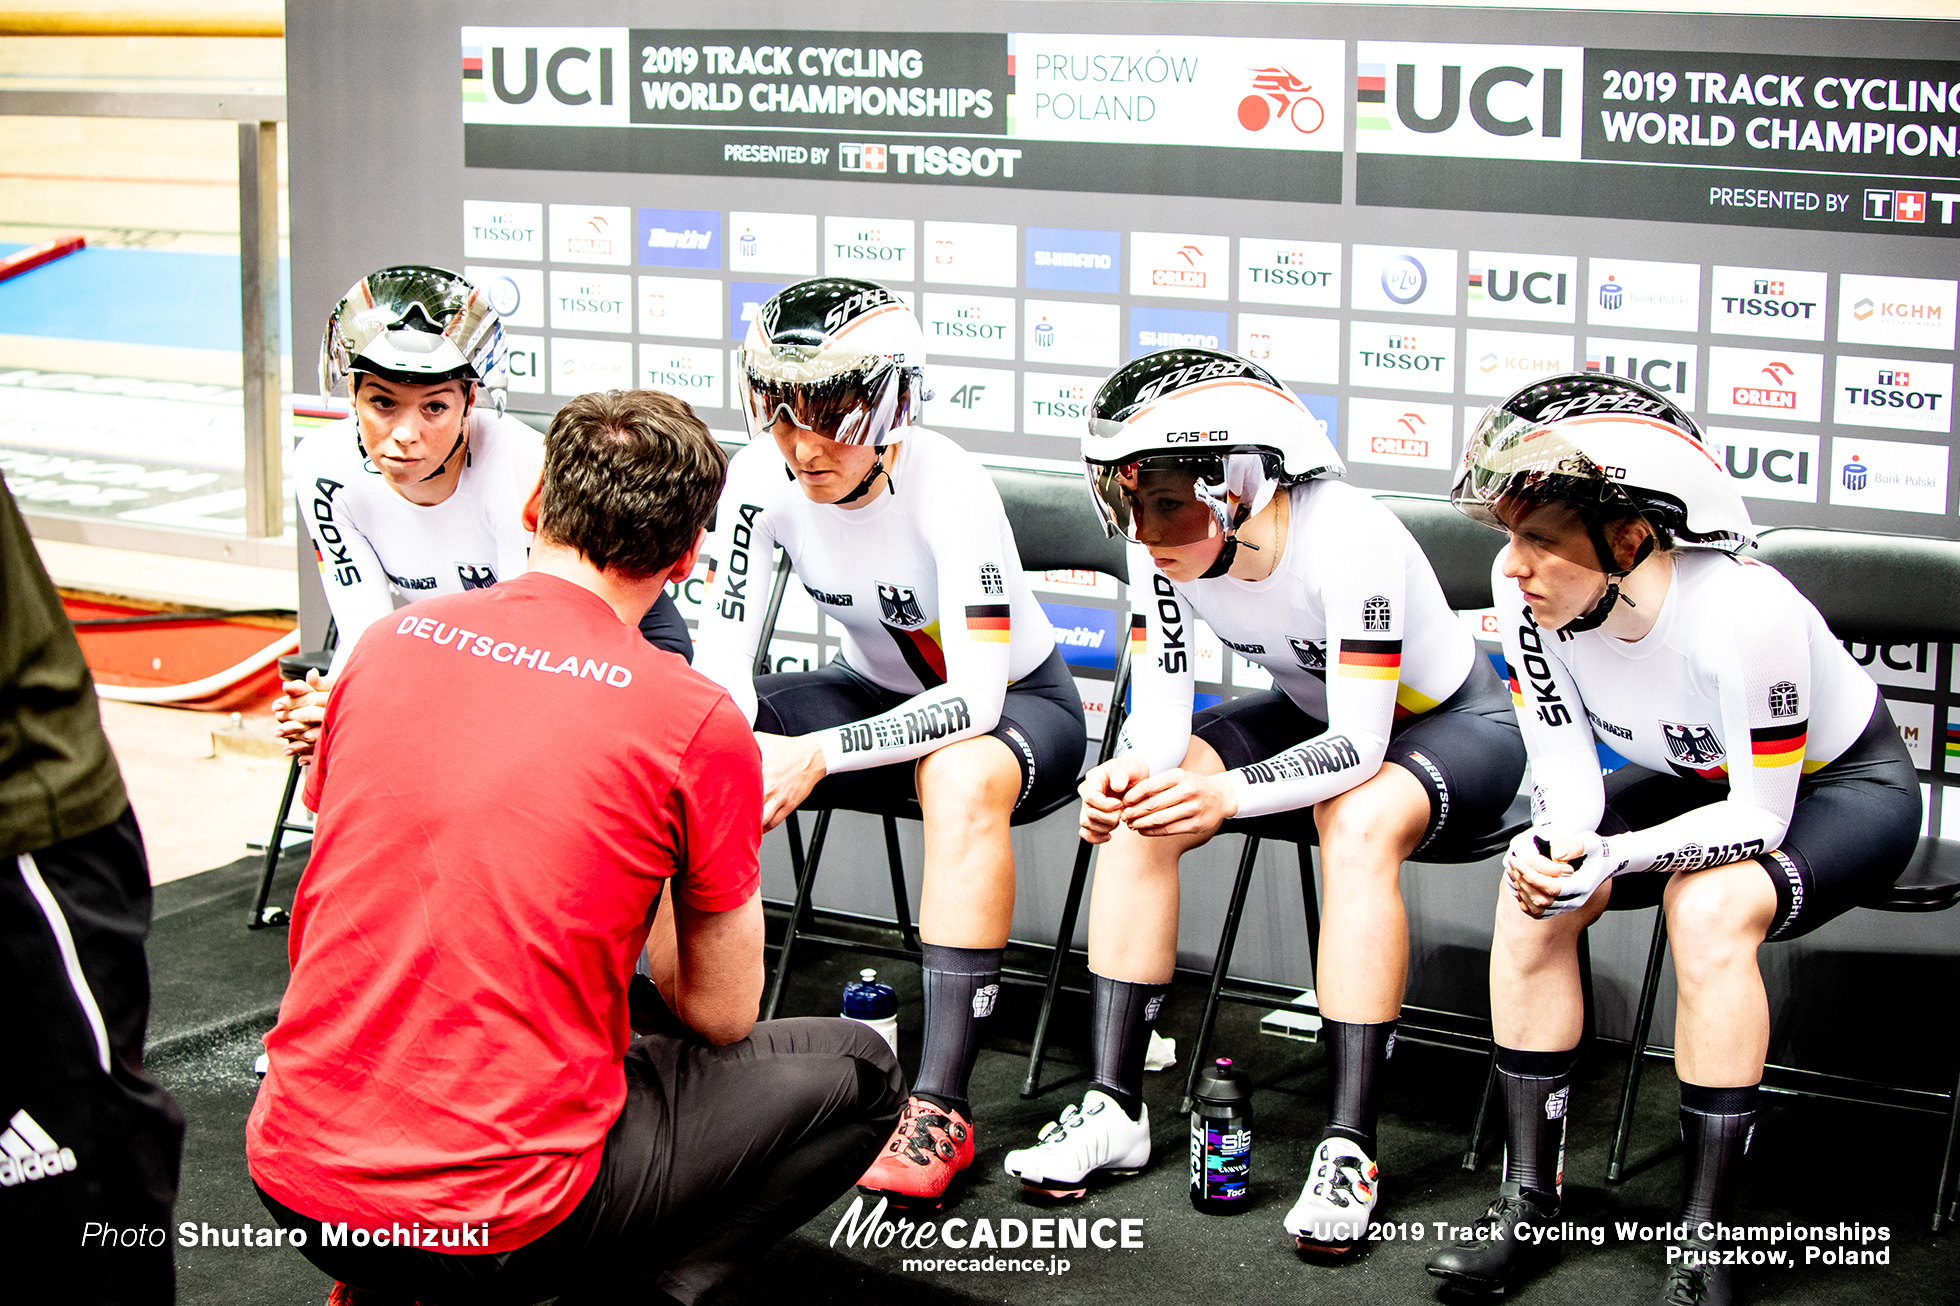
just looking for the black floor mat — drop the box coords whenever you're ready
[145,857,1960,1306]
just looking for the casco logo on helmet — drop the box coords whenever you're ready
[1165,429,1229,442]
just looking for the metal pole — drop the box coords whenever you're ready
[238,119,282,539]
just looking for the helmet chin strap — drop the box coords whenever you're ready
[1198,504,1256,579]
[1560,520,1655,634]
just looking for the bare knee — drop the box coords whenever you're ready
[917,737,1020,828]
[1664,864,1774,986]
[1491,889,1588,972]
[1316,775,1427,871]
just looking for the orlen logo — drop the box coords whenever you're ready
[568,214,618,258]
[1152,245,1208,291]
[1238,67,1325,134]
[1734,361,1798,410]
[1371,411,1432,459]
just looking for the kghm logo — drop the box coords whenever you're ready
[1380,255,1426,305]
[1599,276,1624,310]
[1356,62,1389,130]
[1843,454,1868,490]
[1734,361,1798,411]
[1238,68,1324,134]
[1854,297,1876,320]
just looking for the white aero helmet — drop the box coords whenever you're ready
[1454,371,1754,629]
[737,278,929,448]
[319,265,505,408]
[1081,348,1341,574]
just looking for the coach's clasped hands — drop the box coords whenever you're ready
[272,669,333,763]
[1078,757,1240,843]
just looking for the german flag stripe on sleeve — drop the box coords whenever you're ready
[965,603,1011,642]
[1337,638,1403,680]
[1505,661,1524,707]
[1129,614,1147,656]
[1750,719,1807,768]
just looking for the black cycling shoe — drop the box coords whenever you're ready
[1425,1181,1559,1293]
[1658,1241,1733,1306]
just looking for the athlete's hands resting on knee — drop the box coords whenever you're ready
[755,731,827,832]
[272,669,333,762]
[1505,828,1610,918]
[1077,757,1153,843]
[1120,767,1241,839]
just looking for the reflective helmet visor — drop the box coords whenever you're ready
[321,266,502,396]
[1454,406,1653,569]
[1086,452,1276,547]
[737,341,912,446]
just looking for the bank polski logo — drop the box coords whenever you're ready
[1828,436,1949,515]
[1239,238,1341,308]
[1352,41,1583,161]
[1586,258,1699,332]
[728,211,817,276]
[1023,299,1119,367]
[1708,427,1819,504]
[1834,356,1953,435]
[1349,320,1456,394]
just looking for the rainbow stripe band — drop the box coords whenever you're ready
[1338,637,1403,681]
[966,603,1011,643]
[1750,720,1808,768]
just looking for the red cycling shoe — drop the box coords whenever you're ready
[856,1095,975,1210]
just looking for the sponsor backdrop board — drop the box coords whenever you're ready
[290,2,1959,1023]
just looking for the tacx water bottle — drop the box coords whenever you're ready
[841,968,898,1056]
[1190,1057,1254,1213]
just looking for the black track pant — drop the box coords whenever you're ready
[0,808,183,1306]
[260,1017,905,1306]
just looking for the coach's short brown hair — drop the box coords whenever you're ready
[538,390,727,577]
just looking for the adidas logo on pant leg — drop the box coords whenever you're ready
[0,1110,77,1186]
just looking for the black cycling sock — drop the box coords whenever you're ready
[912,943,1002,1119]
[1496,1045,1577,1206]
[1322,1017,1397,1156]
[1088,972,1169,1122]
[1678,1081,1758,1230]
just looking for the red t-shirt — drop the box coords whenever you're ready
[246,572,760,1251]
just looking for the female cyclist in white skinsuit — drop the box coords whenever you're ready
[1004,349,1525,1256]
[276,267,690,756]
[1427,373,1919,1306]
[692,278,1083,1211]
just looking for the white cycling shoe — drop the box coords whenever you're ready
[1003,1089,1151,1199]
[1284,1134,1379,1251]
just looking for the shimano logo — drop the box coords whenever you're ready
[1034,250,1112,269]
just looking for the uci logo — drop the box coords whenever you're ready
[480,43,614,106]
[1364,43,1578,157]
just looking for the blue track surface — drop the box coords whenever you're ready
[0,243,290,355]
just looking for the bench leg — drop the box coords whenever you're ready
[1022,836,1096,1098]
[1179,835,1262,1116]
[1608,907,1669,1184]
[247,758,304,930]
[1462,1047,1500,1171]
[763,809,831,1021]
[1933,1053,1960,1233]
[883,815,917,954]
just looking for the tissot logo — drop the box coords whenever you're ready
[1239,238,1341,309]
[1354,41,1583,162]
[1351,322,1456,394]
[826,217,915,280]
[1835,356,1953,434]
[922,293,1014,361]
[1023,372,1103,438]
[838,142,888,173]
[464,201,543,261]
[1710,266,1826,342]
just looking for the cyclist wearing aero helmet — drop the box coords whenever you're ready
[276,266,691,757]
[693,278,1084,1209]
[1003,349,1525,1253]
[1427,374,1918,1305]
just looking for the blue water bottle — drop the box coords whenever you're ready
[841,968,898,1056]
[1190,1057,1253,1212]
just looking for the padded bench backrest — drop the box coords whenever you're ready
[991,465,1129,583]
[1754,526,1960,645]
[1376,493,1504,612]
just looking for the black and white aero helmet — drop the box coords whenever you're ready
[1453,371,1755,556]
[1080,349,1341,562]
[737,278,929,447]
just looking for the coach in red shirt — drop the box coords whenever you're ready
[246,389,903,1305]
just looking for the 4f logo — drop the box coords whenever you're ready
[457,564,498,591]
[878,583,927,630]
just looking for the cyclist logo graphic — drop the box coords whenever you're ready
[1238,68,1325,134]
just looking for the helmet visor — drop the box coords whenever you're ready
[322,266,501,395]
[737,341,910,446]
[1086,454,1256,547]
[1454,407,1641,570]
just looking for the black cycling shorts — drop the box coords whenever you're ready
[1192,655,1526,859]
[1599,697,1920,941]
[752,644,1088,816]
